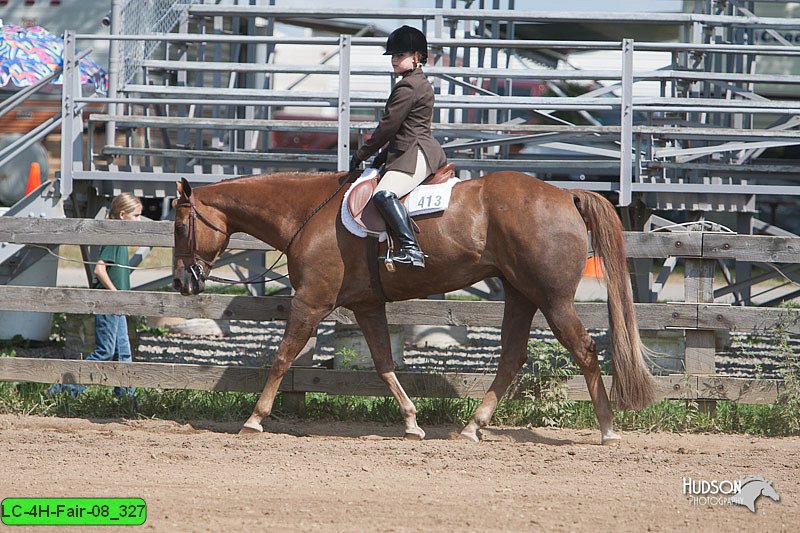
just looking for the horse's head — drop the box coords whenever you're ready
[733,477,781,512]
[759,481,780,502]
[172,178,230,295]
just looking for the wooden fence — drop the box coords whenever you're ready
[1,218,798,404]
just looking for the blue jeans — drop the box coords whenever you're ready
[90,314,134,397]
[89,314,132,365]
[49,314,135,398]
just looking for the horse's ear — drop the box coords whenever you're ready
[177,177,192,199]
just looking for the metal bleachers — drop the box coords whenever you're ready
[54,2,800,207]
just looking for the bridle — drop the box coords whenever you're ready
[176,194,228,285]
[175,173,354,286]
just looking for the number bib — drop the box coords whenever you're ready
[404,178,459,216]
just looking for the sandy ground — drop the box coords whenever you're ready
[0,415,797,532]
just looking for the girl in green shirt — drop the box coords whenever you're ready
[49,193,142,398]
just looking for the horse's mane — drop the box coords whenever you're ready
[198,171,347,209]
[214,171,342,185]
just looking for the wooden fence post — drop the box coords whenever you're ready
[684,257,717,413]
[280,336,316,416]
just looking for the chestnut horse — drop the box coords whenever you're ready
[172,171,657,444]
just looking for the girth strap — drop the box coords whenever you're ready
[367,236,389,303]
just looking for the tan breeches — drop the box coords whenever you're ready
[373,149,432,198]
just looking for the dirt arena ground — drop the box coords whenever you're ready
[1,414,797,532]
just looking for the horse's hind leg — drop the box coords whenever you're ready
[460,284,536,442]
[540,300,619,445]
[352,304,425,440]
[240,297,329,434]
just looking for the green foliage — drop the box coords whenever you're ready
[134,316,170,337]
[513,340,579,427]
[49,313,67,347]
[304,393,400,422]
[772,311,800,433]
[443,293,484,302]
[335,347,359,369]
[0,380,797,435]
[0,383,258,422]
[147,283,286,296]
[202,284,286,296]
[776,362,800,434]
[416,396,479,426]
[202,284,251,296]
[133,388,259,421]
[0,335,31,350]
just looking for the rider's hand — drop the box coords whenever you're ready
[371,150,387,169]
[349,154,362,172]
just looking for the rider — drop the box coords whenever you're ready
[349,25,447,269]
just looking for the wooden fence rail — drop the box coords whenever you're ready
[0,286,693,328]
[0,286,799,334]
[0,358,784,404]
[2,218,798,262]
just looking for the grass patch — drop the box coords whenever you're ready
[444,293,485,302]
[0,335,33,351]
[4,380,798,437]
[202,284,252,296]
[1,382,797,436]
[58,246,175,269]
[0,382,262,422]
[6,382,800,436]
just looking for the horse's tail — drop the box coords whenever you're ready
[570,190,658,410]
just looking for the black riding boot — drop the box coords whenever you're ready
[372,190,426,268]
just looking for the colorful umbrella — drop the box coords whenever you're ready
[0,23,107,94]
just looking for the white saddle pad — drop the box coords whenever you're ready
[341,171,460,241]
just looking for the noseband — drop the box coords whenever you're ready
[177,194,228,283]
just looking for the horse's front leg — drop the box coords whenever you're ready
[240,297,329,434]
[352,305,425,440]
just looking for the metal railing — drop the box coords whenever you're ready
[59,39,800,203]
[48,6,798,209]
[117,0,203,85]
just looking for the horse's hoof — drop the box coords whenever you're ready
[404,428,425,440]
[601,433,622,446]
[238,422,263,435]
[458,431,480,443]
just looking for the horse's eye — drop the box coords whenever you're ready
[175,223,188,236]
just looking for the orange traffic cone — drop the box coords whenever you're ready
[24,162,41,196]
[584,255,604,278]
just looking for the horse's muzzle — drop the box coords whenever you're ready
[173,265,205,295]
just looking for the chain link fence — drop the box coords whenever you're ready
[119,0,203,85]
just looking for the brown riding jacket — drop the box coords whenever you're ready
[356,67,447,174]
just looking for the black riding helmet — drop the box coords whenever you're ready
[383,25,428,65]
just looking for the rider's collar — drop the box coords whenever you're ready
[400,66,421,78]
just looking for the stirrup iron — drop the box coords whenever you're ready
[382,237,397,272]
